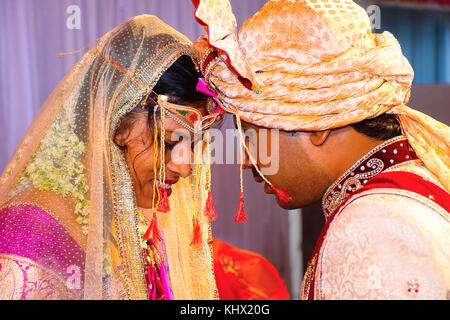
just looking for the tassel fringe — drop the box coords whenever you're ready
[270,185,292,205]
[234,192,248,223]
[143,212,162,242]
[204,190,217,221]
[157,187,170,213]
[190,217,202,246]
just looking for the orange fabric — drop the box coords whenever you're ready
[212,238,290,300]
[193,0,450,192]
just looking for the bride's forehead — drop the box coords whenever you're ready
[163,117,193,138]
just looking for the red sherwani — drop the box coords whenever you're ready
[301,136,450,300]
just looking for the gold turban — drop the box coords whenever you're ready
[193,0,450,192]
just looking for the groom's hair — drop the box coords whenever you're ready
[351,114,402,140]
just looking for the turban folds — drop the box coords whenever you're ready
[193,0,450,192]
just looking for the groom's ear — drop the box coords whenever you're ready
[309,130,331,146]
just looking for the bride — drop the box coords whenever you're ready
[0,15,289,300]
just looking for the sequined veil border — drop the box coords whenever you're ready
[104,36,201,301]
[102,16,218,300]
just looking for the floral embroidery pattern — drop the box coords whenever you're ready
[14,106,90,233]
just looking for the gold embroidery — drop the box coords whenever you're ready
[0,254,80,300]
[322,136,420,220]
[323,158,385,219]
[219,255,269,300]
[219,256,243,277]
[300,253,317,300]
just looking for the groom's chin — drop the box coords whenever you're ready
[269,193,295,210]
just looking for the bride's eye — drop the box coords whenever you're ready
[164,140,176,150]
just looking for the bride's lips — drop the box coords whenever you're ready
[152,179,178,197]
[165,180,177,197]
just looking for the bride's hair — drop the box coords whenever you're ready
[114,55,207,146]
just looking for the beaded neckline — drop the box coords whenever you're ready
[321,136,421,220]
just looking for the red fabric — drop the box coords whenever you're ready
[213,238,290,300]
[349,171,450,212]
[305,171,450,300]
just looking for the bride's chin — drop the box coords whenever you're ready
[148,179,173,197]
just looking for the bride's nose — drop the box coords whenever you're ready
[166,160,191,178]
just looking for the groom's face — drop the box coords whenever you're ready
[240,120,330,209]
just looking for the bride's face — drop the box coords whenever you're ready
[120,102,206,209]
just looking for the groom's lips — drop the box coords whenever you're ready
[252,167,264,183]
[264,182,273,194]
[254,176,264,183]
[252,167,272,194]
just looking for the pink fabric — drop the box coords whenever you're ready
[196,78,223,114]
[158,259,173,300]
[145,261,173,300]
[144,239,173,300]
[0,204,85,283]
[196,78,216,98]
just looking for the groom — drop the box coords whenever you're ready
[192,0,450,299]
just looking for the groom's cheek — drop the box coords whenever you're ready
[257,128,280,176]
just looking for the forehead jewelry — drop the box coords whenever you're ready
[157,95,197,133]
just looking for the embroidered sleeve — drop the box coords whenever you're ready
[0,254,79,300]
[318,193,449,300]
[0,205,85,300]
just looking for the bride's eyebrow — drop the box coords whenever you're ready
[165,130,192,143]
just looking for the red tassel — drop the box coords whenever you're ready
[156,187,170,213]
[190,217,202,246]
[270,185,292,205]
[143,212,162,242]
[204,190,217,221]
[234,192,248,223]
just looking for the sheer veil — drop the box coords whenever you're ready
[0,15,218,300]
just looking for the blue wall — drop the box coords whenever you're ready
[380,6,450,84]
